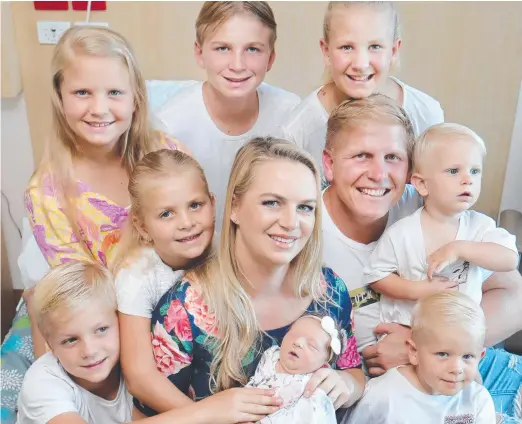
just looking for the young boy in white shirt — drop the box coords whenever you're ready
[348,291,496,424]
[364,123,519,328]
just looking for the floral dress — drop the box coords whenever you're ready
[24,132,181,267]
[138,267,361,416]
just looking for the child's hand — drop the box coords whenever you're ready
[421,276,459,296]
[199,387,282,424]
[427,242,461,279]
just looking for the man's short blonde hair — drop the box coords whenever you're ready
[326,94,415,170]
[33,261,116,339]
[411,292,486,346]
[413,123,487,173]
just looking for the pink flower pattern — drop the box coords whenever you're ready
[152,322,192,377]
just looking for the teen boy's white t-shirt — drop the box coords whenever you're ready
[364,207,519,327]
[17,352,132,424]
[321,185,423,351]
[281,77,444,173]
[155,81,301,230]
[115,247,184,318]
[347,367,496,424]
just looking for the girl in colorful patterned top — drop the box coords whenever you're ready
[111,149,216,415]
[23,26,187,360]
[141,137,365,422]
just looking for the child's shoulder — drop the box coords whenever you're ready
[22,351,74,394]
[394,77,443,111]
[281,87,325,131]
[258,82,301,108]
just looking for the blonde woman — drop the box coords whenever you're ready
[141,138,365,420]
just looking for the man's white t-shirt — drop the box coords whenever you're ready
[17,352,132,424]
[347,367,496,424]
[321,185,423,351]
[115,248,183,318]
[364,207,518,327]
[155,81,301,231]
[281,77,444,174]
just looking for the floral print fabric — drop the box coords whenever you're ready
[139,266,360,415]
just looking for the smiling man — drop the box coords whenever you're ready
[321,94,522,421]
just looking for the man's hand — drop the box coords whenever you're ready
[361,323,411,376]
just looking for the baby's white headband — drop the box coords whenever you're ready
[303,315,341,356]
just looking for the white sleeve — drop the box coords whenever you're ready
[363,228,400,285]
[474,387,497,424]
[115,263,155,318]
[17,363,80,424]
[475,214,518,253]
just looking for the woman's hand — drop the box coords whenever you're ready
[198,387,283,424]
[361,323,411,376]
[303,368,355,409]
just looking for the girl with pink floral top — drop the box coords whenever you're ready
[23,26,187,362]
[141,138,364,422]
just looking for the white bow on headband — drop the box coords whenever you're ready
[321,316,341,355]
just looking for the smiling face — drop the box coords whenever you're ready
[321,3,400,99]
[409,325,484,396]
[136,170,215,270]
[47,300,120,392]
[195,13,275,99]
[412,136,484,215]
[279,316,331,375]
[324,120,409,222]
[231,158,317,269]
[60,55,135,153]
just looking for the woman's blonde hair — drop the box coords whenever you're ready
[111,149,211,275]
[196,1,277,48]
[326,94,415,170]
[188,137,324,392]
[322,1,401,85]
[411,292,486,346]
[33,261,116,339]
[34,25,165,260]
[413,123,487,173]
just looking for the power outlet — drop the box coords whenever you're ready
[37,21,71,45]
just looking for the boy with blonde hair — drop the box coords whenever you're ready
[348,291,496,423]
[364,123,519,328]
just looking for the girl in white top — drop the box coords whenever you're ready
[281,1,444,173]
[348,292,496,424]
[111,149,216,415]
[155,2,300,231]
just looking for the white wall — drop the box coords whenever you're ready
[1,94,35,289]
[500,82,522,216]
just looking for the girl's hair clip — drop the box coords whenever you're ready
[321,316,341,355]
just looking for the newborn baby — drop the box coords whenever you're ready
[247,314,344,424]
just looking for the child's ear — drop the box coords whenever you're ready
[480,348,486,360]
[407,338,418,366]
[267,49,276,72]
[230,194,239,226]
[132,213,150,243]
[319,39,331,67]
[194,41,204,69]
[410,172,429,197]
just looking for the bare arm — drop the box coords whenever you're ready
[119,313,193,413]
[456,241,519,272]
[49,413,88,424]
[339,368,365,408]
[481,270,522,347]
[371,274,457,301]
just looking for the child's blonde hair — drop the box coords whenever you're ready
[411,292,486,346]
[34,25,165,260]
[111,149,211,275]
[326,94,415,169]
[188,137,325,392]
[322,2,401,84]
[196,1,277,48]
[33,261,116,339]
[413,123,487,173]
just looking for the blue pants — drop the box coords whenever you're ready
[480,347,522,422]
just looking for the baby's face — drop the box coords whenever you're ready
[417,136,483,215]
[279,317,331,374]
[411,325,484,396]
